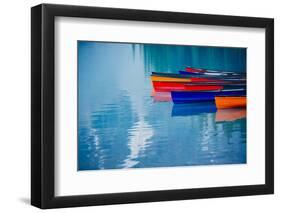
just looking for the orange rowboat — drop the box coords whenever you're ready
[150,76,191,82]
[215,96,246,109]
[151,75,225,83]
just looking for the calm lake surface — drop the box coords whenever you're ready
[78,41,246,171]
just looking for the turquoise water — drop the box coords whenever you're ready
[78,41,246,171]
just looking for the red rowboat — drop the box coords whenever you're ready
[186,67,205,73]
[190,77,225,83]
[152,81,223,92]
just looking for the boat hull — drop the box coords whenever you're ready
[179,70,245,77]
[171,90,246,104]
[178,71,202,76]
[186,67,206,73]
[185,67,246,75]
[152,81,223,92]
[151,76,191,82]
[151,76,227,83]
[215,96,246,109]
[190,77,225,83]
[152,71,245,81]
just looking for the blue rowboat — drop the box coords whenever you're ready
[152,72,190,78]
[151,71,246,81]
[171,89,246,104]
[179,70,246,77]
[186,66,246,75]
[178,71,202,76]
[172,102,217,117]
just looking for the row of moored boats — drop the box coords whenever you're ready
[150,67,246,109]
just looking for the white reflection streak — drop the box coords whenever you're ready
[122,118,153,168]
[121,45,154,168]
[89,128,105,169]
[201,114,214,152]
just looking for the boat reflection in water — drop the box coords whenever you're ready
[151,90,172,102]
[172,102,217,117]
[216,108,246,122]
[172,102,246,123]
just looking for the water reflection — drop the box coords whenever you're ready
[172,102,217,117]
[78,41,246,171]
[216,108,246,122]
[172,104,246,122]
[151,91,172,102]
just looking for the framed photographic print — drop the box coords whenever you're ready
[31,3,274,209]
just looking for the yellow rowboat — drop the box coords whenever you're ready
[215,96,246,109]
[150,76,191,83]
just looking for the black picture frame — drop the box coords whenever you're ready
[31,3,274,209]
